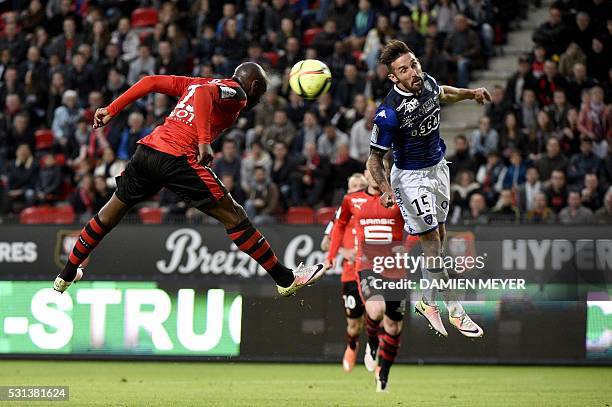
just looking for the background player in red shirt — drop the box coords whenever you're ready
[321,173,368,373]
[326,169,418,392]
[53,63,327,297]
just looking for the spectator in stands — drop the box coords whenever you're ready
[264,0,296,40]
[600,143,612,187]
[558,42,586,78]
[412,0,436,35]
[217,18,247,74]
[535,137,568,181]
[567,137,601,186]
[581,173,605,211]
[212,139,241,186]
[470,116,499,162]
[69,172,94,215]
[462,193,489,225]
[110,17,139,63]
[463,0,495,58]
[565,62,597,108]
[262,110,296,153]
[335,93,366,134]
[334,64,366,108]
[385,0,411,29]
[362,15,394,71]
[254,88,286,132]
[588,37,608,84]
[93,147,125,190]
[240,140,272,192]
[51,89,81,142]
[7,144,37,211]
[34,153,61,205]
[476,150,504,205]
[244,166,281,225]
[536,60,567,106]
[331,142,364,203]
[499,149,527,190]
[499,112,527,160]
[155,41,182,76]
[544,169,568,213]
[490,189,520,223]
[448,134,478,179]
[485,85,510,133]
[530,44,547,79]
[67,52,95,105]
[349,102,376,162]
[327,0,357,37]
[396,15,425,57]
[49,17,82,64]
[516,88,539,133]
[312,91,339,126]
[559,190,594,224]
[516,167,541,212]
[368,63,394,101]
[292,111,321,156]
[450,170,480,220]
[221,174,246,206]
[578,86,611,147]
[532,5,568,57]
[544,89,570,131]
[351,0,376,42]
[443,14,481,88]
[434,0,458,38]
[318,124,349,162]
[93,175,112,213]
[504,55,537,108]
[271,141,295,209]
[571,12,595,55]
[526,110,555,160]
[421,36,449,83]
[7,112,34,158]
[312,20,341,60]
[109,111,150,161]
[291,141,331,206]
[277,37,302,73]
[594,188,612,223]
[127,45,155,86]
[525,192,556,224]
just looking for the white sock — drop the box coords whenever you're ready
[435,269,465,317]
[421,268,444,305]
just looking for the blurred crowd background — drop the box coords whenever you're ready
[0,0,610,225]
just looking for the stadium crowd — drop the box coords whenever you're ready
[0,0,610,225]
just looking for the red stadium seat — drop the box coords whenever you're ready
[35,129,54,150]
[286,207,315,224]
[139,207,163,224]
[302,28,322,47]
[19,206,74,224]
[316,206,336,225]
[131,8,158,28]
[263,51,279,68]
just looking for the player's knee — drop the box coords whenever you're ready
[365,301,385,320]
[383,319,402,336]
[347,317,363,334]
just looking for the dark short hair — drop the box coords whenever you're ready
[455,134,467,143]
[379,40,413,70]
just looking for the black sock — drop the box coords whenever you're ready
[269,262,294,287]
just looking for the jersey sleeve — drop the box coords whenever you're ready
[193,84,220,144]
[326,197,352,262]
[424,72,442,98]
[370,105,398,152]
[107,75,190,117]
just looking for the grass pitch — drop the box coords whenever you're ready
[1,361,610,406]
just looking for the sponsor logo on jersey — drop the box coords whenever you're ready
[370,124,379,143]
[424,214,433,225]
[359,218,396,226]
[351,197,368,210]
[377,110,387,118]
[396,98,419,114]
[424,80,432,92]
[219,86,237,99]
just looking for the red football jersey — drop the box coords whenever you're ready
[326,216,358,282]
[353,194,406,279]
[107,75,246,159]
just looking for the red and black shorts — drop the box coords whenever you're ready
[342,280,365,319]
[116,145,227,208]
[358,269,407,322]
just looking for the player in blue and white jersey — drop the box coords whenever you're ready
[367,40,491,339]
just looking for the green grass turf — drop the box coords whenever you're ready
[0,361,611,406]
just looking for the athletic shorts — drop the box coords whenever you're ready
[342,281,365,319]
[358,269,407,322]
[116,145,227,207]
[390,159,450,235]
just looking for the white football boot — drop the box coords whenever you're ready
[277,263,327,297]
[414,300,448,337]
[449,313,484,338]
[364,342,378,372]
[53,267,84,293]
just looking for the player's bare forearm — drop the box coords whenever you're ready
[440,85,491,105]
[367,149,392,195]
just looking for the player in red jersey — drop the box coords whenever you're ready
[326,169,418,392]
[322,173,368,372]
[53,63,327,296]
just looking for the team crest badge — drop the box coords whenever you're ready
[423,214,433,225]
[424,80,432,92]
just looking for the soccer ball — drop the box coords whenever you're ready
[289,59,332,100]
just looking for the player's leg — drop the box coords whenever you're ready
[341,279,364,372]
[375,301,405,393]
[167,160,326,296]
[433,163,484,337]
[390,167,448,336]
[363,297,384,372]
[54,145,162,292]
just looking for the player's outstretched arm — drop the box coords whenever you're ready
[367,148,394,208]
[95,75,186,128]
[439,85,491,105]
